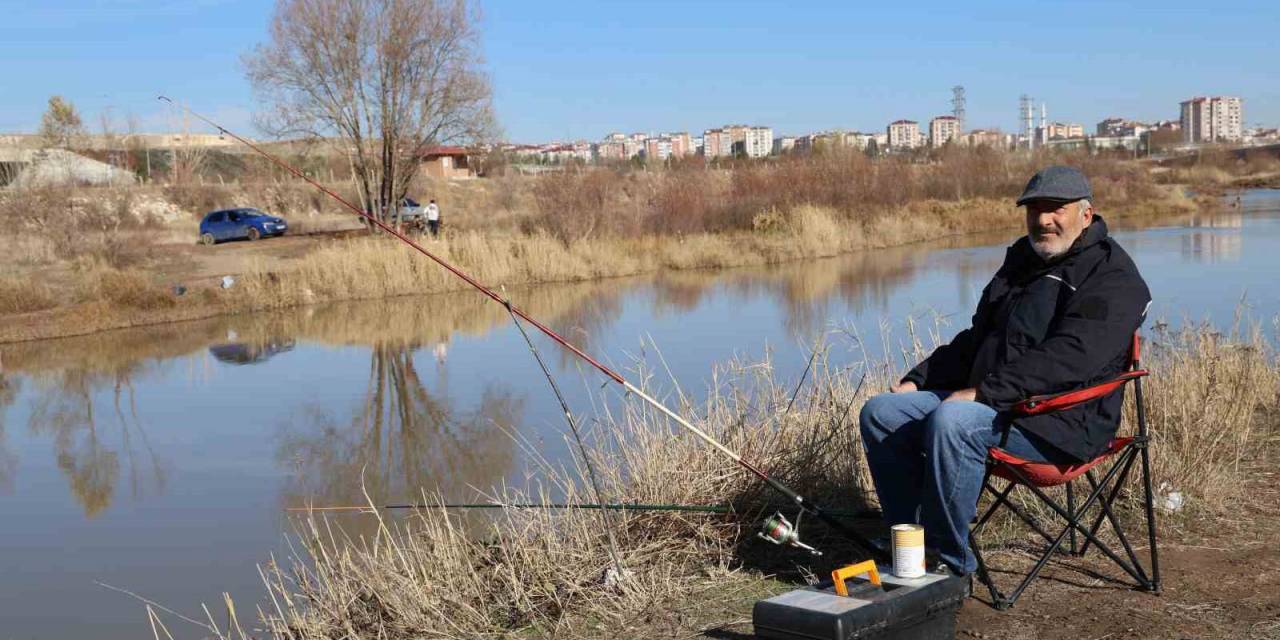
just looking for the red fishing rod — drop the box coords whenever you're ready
[160,96,885,561]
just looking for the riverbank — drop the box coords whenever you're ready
[214,322,1278,639]
[0,186,1202,344]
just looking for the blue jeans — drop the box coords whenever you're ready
[858,391,1063,574]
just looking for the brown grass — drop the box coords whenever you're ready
[81,269,177,310]
[181,320,1276,639]
[0,277,58,314]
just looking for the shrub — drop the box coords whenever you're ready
[0,277,58,314]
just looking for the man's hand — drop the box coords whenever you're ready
[890,380,918,394]
[944,388,977,403]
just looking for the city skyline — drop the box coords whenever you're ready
[0,1,1277,142]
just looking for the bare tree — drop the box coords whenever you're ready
[166,102,211,184]
[245,0,495,224]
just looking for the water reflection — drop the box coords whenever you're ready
[209,338,297,365]
[24,368,167,516]
[275,343,523,509]
[1181,212,1243,263]
[0,370,19,494]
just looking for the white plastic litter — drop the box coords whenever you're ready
[221,275,235,289]
[1157,482,1185,513]
[603,566,634,588]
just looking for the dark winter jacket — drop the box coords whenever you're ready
[902,216,1150,462]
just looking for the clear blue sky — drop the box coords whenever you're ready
[1,0,1276,142]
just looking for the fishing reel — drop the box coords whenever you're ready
[758,511,821,556]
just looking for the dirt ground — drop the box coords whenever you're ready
[148,220,365,289]
[611,433,1280,640]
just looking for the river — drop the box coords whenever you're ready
[1,190,1277,638]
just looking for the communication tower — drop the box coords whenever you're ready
[951,85,966,132]
[1019,94,1034,148]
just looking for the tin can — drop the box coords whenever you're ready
[890,524,926,578]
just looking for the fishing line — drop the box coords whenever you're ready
[501,287,626,579]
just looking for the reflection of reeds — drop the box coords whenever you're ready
[227,322,1276,638]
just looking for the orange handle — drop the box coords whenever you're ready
[832,560,881,596]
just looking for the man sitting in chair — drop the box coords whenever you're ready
[859,165,1151,576]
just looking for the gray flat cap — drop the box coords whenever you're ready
[1016,165,1093,206]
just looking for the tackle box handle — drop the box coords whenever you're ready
[832,560,881,597]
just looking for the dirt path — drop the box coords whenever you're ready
[148,225,365,289]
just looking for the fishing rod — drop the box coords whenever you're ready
[285,502,882,518]
[287,502,736,514]
[162,96,885,561]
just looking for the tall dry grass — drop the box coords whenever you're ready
[1138,322,1280,505]
[0,277,58,314]
[187,321,1277,639]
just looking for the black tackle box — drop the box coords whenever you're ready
[753,565,968,640]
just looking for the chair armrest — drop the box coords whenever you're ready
[1014,370,1149,416]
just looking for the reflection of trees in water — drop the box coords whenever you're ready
[0,372,20,494]
[277,343,522,508]
[24,367,166,517]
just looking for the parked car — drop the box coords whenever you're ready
[392,197,426,231]
[199,208,288,245]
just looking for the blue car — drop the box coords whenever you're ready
[199,208,288,245]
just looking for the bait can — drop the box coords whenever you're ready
[890,523,926,579]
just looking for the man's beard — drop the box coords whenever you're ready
[1030,235,1071,261]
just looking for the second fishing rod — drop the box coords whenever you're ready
[161,96,885,561]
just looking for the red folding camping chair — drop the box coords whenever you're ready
[969,332,1161,609]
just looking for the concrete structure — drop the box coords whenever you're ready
[887,120,922,150]
[1180,96,1243,144]
[963,129,1011,149]
[929,116,961,147]
[773,136,796,154]
[1091,135,1143,152]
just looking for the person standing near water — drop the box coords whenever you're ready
[426,199,441,237]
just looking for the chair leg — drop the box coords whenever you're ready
[1083,469,1151,587]
[1007,458,1149,587]
[1066,481,1078,555]
[1134,374,1161,593]
[1077,449,1139,557]
[1138,437,1162,593]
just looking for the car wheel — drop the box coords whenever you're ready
[201,232,216,246]
[247,227,261,241]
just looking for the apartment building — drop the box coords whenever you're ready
[774,136,797,154]
[743,126,773,158]
[887,120,922,150]
[702,128,733,158]
[1180,96,1243,144]
[668,132,693,157]
[929,116,961,147]
[596,141,626,162]
[1042,122,1085,140]
[644,137,673,161]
